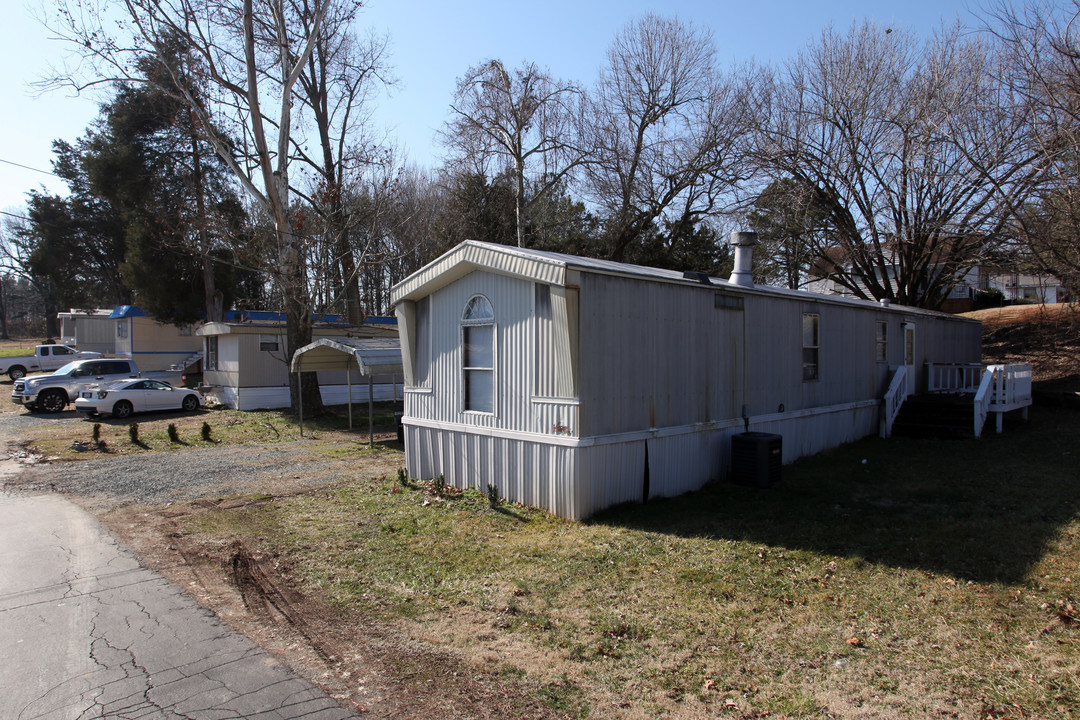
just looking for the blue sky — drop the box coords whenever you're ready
[0,0,978,213]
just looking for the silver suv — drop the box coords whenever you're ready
[11,359,140,413]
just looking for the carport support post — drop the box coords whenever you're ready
[368,375,374,448]
[347,368,353,431]
[298,371,304,437]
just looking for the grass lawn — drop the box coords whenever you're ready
[0,345,36,358]
[180,404,1080,719]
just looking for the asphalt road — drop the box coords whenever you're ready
[0,477,356,720]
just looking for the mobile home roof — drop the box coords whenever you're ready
[390,240,978,324]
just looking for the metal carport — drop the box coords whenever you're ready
[290,337,403,445]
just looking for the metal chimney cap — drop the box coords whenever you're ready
[729,231,759,247]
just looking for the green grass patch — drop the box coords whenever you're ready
[0,346,35,358]
[178,406,1080,718]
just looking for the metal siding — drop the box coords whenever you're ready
[392,242,566,303]
[396,302,417,386]
[647,430,724,500]
[578,274,744,437]
[751,402,879,464]
[532,401,579,436]
[67,314,116,354]
[425,270,537,434]
[405,424,583,519]
[575,442,646,518]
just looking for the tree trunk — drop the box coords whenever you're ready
[0,279,8,340]
[190,110,224,323]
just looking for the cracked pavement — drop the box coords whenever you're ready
[0,490,357,720]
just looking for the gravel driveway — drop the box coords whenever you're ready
[0,406,403,507]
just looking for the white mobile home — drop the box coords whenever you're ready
[390,238,983,520]
[196,312,400,410]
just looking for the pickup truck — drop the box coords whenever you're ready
[0,345,103,381]
[10,358,184,414]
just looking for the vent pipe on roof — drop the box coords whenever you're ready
[728,231,758,288]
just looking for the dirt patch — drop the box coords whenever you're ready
[102,497,550,719]
[964,303,1080,382]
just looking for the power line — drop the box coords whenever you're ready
[0,157,59,178]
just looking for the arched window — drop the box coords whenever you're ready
[462,295,494,412]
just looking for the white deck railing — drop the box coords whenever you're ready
[973,367,996,437]
[927,362,1033,436]
[927,363,985,393]
[879,365,908,438]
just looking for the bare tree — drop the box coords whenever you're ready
[42,0,382,411]
[290,2,394,323]
[442,59,583,248]
[985,0,1080,295]
[1,215,60,337]
[751,21,1045,308]
[581,14,753,261]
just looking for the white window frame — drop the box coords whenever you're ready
[461,294,495,414]
[802,313,819,381]
[205,336,219,371]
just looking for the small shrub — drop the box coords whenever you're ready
[487,482,501,509]
[167,424,180,443]
[128,423,139,444]
[201,422,212,442]
[434,474,447,496]
[91,423,101,443]
[973,288,1006,310]
[397,467,407,485]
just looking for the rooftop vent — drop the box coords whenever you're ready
[728,231,758,288]
[683,270,712,285]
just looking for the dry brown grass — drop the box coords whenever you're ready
[964,303,1080,383]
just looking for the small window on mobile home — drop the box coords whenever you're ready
[117,320,128,339]
[875,321,888,363]
[414,296,431,387]
[259,334,279,352]
[205,336,219,370]
[802,313,819,381]
[462,295,494,413]
[535,284,555,396]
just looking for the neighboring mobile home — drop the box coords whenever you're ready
[110,306,203,372]
[390,237,983,520]
[58,309,116,353]
[196,312,400,410]
[60,306,203,371]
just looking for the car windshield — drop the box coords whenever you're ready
[54,361,82,375]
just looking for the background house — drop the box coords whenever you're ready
[196,311,400,410]
[391,239,983,520]
[986,272,1067,304]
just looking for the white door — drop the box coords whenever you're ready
[903,323,916,396]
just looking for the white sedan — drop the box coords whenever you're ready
[75,379,202,419]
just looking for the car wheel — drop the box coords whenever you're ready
[112,400,134,419]
[181,394,199,412]
[39,390,67,414]
[8,366,26,381]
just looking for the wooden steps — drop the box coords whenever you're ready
[891,393,980,439]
